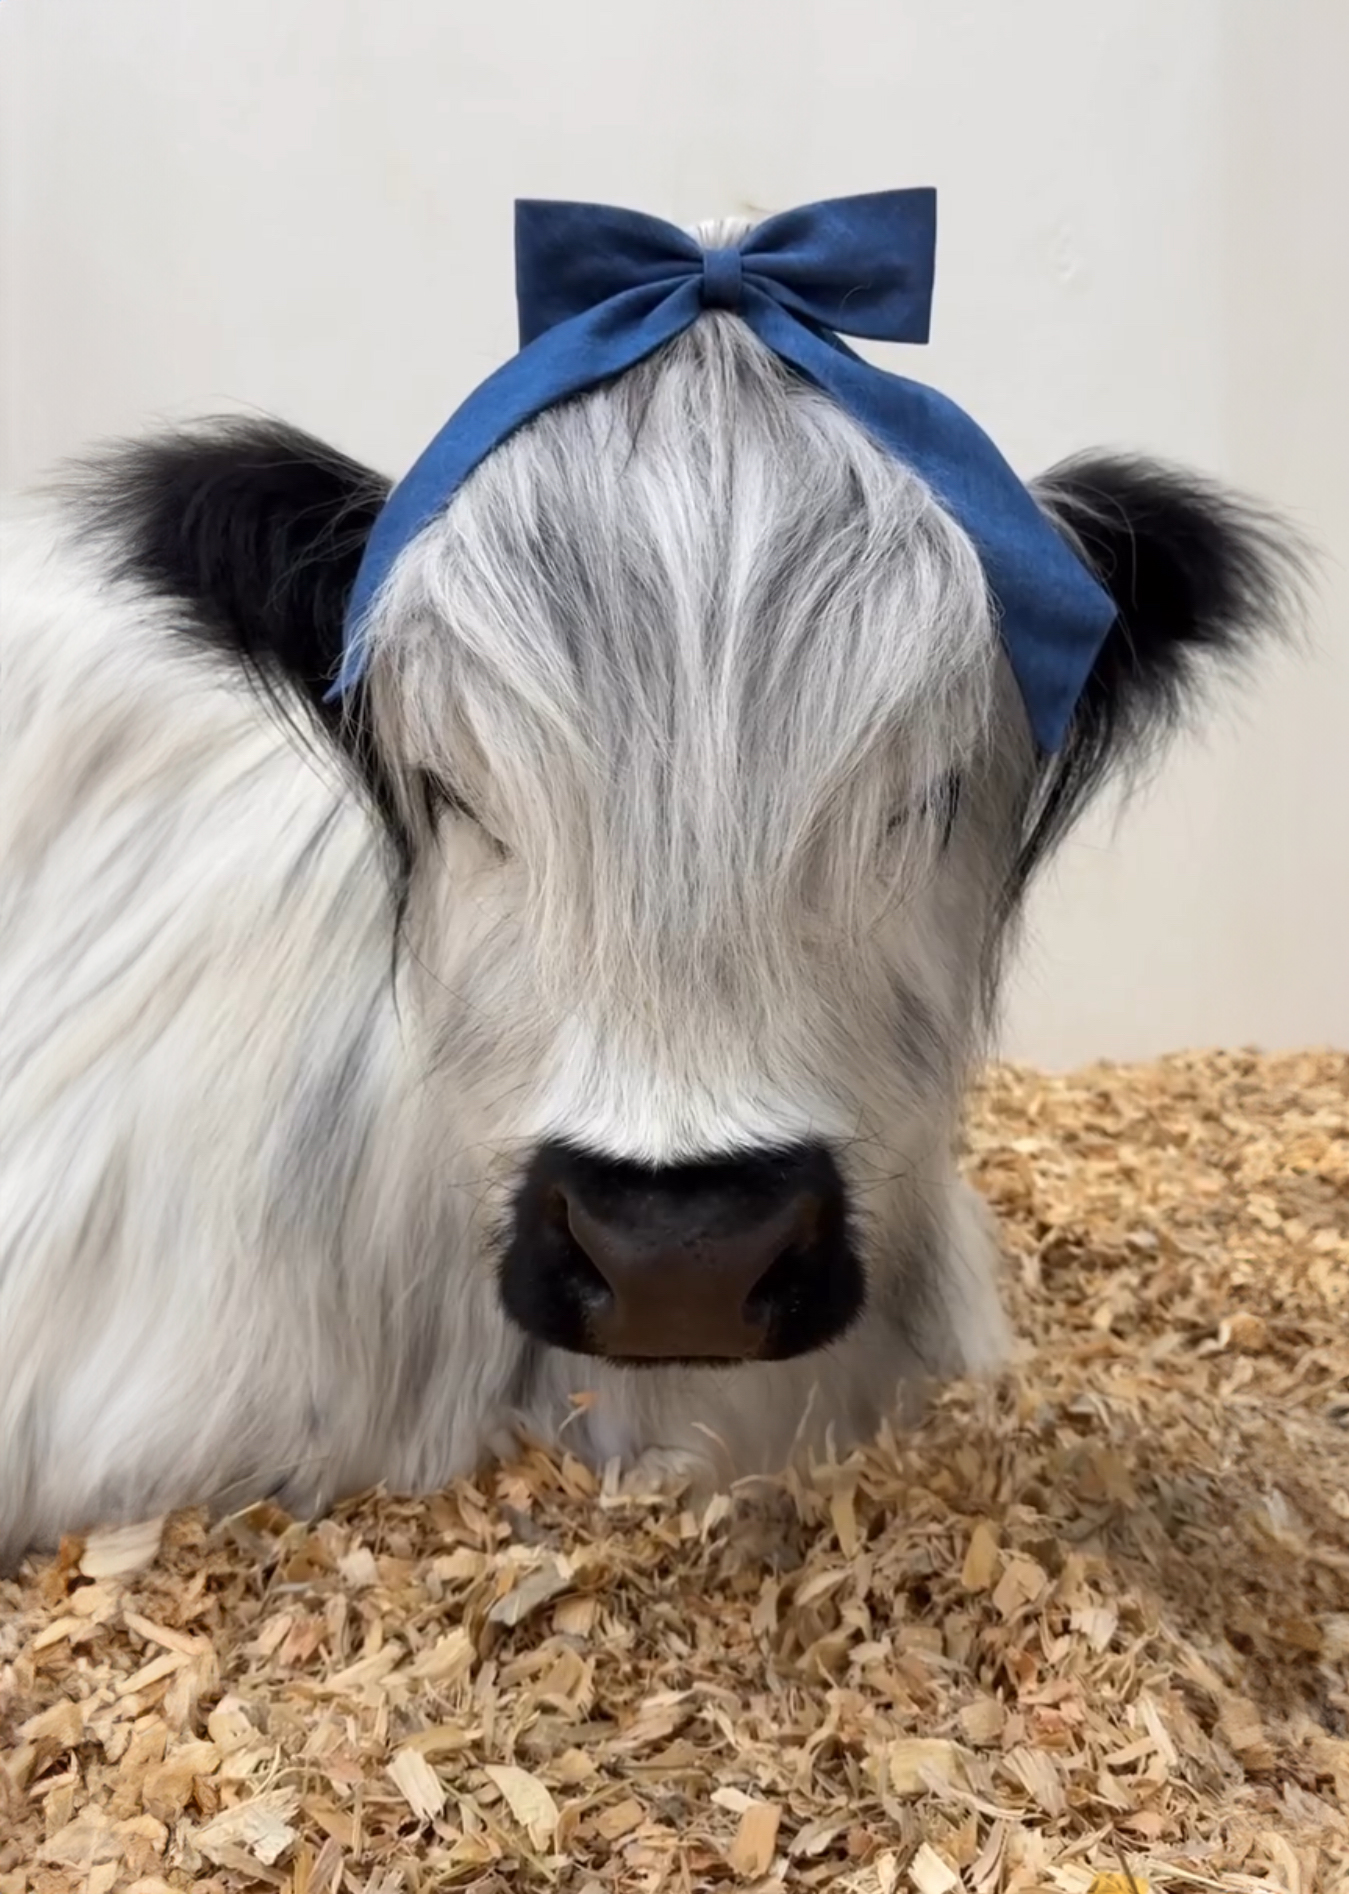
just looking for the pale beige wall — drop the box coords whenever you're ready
[1002,0,1349,1065]
[2,0,1345,1063]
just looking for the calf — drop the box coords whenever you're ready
[0,206,1306,1565]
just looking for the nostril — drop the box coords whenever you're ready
[562,1194,624,1284]
[744,1229,818,1328]
[548,1193,617,1313]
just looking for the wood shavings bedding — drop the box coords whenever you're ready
[1,1050,1346,1894]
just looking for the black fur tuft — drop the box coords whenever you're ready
[1018,453,1313,887]
[70,417,411,875]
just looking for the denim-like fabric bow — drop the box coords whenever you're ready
[335,190,1117,749]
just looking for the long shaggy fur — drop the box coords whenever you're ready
[0,228,1309,1566]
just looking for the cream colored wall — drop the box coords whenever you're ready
[1002,0,1349,1065]
[2,0,1345,1063]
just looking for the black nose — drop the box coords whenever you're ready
[500,1143,862,1363]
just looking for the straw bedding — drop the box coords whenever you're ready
[2,1050,1346,1894]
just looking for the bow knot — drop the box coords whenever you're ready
[700,246,743,312]
[336,189,1118,750]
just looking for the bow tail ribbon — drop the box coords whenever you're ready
[332,279,702,693]
[746,296,1117,749]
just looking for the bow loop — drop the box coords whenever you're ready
[738,189,936,344]
[514,201,699,347]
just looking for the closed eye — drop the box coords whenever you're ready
[418,771,510,857]
[419,770,474,824]
[888,773,962,849]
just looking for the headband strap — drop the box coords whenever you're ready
[334,190,1116,750]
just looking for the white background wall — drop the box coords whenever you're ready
[2,0,1345,1065]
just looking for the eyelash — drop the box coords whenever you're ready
[418,772,512,858]
[419,771,474,826]
[419,772,960,858]
[890,773,962,849]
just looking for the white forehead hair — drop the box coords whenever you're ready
[360,231,1002,1016]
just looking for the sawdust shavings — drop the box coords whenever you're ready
[1,1049,1345,1893]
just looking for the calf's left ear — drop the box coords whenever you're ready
[1019,452,1313,878]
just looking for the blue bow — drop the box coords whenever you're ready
[335,190,1117,749]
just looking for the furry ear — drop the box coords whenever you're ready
[1017,453,1312,884]
[74,416,389,720]
[71,417,412,876]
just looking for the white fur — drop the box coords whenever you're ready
[0,304,1028,1565]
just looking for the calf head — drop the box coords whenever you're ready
[94,234,1308,1384]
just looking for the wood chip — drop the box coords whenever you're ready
[193,1790,299,1867]
[887,1739,970,1797]
[592,1796,646,1841]
[727,1798,782,1876]
[961,1520,1001,1591]
[122,1609,210,1657]
[2,1050,1345,1893]
[387,1745,446,1821]
[78,1516,165,1579]
[406,1625,475,1682]
[486,1555,577,1625]
[909,1842,960,1894]
[958,1696,1006,1746]
[482,1762,560,1849]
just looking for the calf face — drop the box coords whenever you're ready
[89,326,1309,1372]
[352,324,1304,1374]
[3,257,1306,1558]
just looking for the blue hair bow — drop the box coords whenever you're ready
[335,190,1117,750]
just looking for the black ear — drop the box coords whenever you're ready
[1018,452,1312,883]
[72,416,410,871]
[76,415,389,721]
